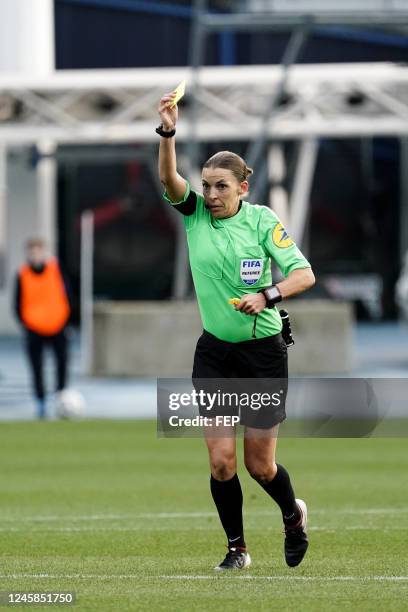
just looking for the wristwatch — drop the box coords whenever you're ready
[258,285,282,308]
[155,123,176,138]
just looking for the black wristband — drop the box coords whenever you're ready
[155,123,176,138]
[258,285,282,308]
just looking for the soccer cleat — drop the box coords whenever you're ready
[214,547,252,571]
[284,498,309,567]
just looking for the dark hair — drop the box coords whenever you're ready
[203,151,253,183]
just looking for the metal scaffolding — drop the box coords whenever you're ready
[1,61,408,297]
[1,0,408,299]
[0,63,407,144]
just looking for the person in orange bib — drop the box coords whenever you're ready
[14,238,72,419]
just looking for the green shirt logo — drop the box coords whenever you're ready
[240,259,264,285]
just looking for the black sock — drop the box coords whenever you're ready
[210,474,246,549]
[257,464,301,526]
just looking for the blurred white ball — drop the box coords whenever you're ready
[55,389,85,419]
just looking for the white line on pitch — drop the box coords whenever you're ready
[158,575,408,582]
[0,525,405,533]
[0,574,407,582]
[0,508,406,522]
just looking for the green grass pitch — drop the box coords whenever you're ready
[0,420,407,611]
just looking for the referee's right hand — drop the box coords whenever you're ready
[158,93,178,131]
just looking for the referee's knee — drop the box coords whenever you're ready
[245,460,277,483]
[210,457,236,481]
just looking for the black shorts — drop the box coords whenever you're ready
[192,330,288,429]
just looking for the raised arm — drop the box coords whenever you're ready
[158,93,187,202]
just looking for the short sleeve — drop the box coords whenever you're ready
[162,181,199,219]
[260,207,311,277]
[163,181,191,205]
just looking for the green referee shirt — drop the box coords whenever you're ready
[164,182,311,343]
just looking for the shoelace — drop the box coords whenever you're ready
[224,546,246,559]
[220,549,246,567]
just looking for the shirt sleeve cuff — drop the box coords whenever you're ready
[286,262,311,275]
[162,181,191,205]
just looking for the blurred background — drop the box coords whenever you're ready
[1,0,408,419]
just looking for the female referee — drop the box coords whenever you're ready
[157,91,315,571]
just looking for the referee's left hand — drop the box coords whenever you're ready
[235,293,266,315]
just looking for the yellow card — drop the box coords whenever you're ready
[170,79,186,107]
[228,298,240,305]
